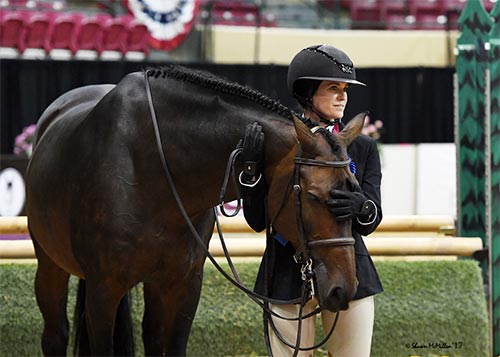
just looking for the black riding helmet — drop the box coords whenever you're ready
[287,44,366,107]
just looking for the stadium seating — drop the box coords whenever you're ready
[0,0,497,60]
[382,0,417,30]
[125,17,150,59]
[100,15,129,59]
[212,1,258,26]
[44,12,83,58]
[0,11,25,56]
[73,13,111,59]
[350,0,384,29]
[22,11,51,58]
[409,0,447,30]
[0,7,153,60]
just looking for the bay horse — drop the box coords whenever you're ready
[25,65,365,356]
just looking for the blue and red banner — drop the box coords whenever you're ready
[125,0,199,51]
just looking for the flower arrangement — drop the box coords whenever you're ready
[362,115,383,141]
[14,124,37,157]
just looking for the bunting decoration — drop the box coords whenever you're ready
[126,0,199,51]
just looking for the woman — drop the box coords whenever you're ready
[239,44,383,357]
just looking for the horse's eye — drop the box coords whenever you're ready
[306,192,321,203]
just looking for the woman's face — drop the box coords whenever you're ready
[312,81,349,120]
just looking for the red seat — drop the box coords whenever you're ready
[101,15,129,55]
[382,0,411,19]
[408,0,445,29]
[381,0,411,29]
[74,14,110,55]
[125,17,150,57]
[22,11,51,51]
[44,12,82,55]
[0,11,26,53]
[351,0,384,29]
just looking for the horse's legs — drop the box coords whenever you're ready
[33,239,71,356]
[142,210,214,356]
[83,277,125,355]
[142,272,203,356]
[168,270,204,355]
[142,282,167,355]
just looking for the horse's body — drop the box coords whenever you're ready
[26,65,363,356]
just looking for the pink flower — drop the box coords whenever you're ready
[361,118,384,141]
[25,124,36,136]
[14,124,37,157]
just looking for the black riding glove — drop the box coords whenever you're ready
[327,189,376,222]
[240,122,264,183]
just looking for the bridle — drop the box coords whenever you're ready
[144,71,355,356]
[291,154,355,265]
[258,145,355,356]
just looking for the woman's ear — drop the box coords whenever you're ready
[337,112,366,146]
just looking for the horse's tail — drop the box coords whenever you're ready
[73,279,135,356]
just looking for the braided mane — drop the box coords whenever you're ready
[146,65,342,153]
[146,65,294,121]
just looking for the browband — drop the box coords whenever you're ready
[295,157,351,168]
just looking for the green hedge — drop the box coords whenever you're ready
[0,260,489,357]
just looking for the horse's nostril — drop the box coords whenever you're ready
[329,286,350,310]
[330,286,343,300]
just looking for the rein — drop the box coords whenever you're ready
[144,71,354,356]
[144,71,304,309]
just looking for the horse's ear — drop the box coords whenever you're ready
[337,112,367,147]
[293,116,317,154]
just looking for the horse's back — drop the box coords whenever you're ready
[35,84,115,144]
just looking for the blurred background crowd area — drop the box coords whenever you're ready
[3,0,497,31]
[2,0,497,64]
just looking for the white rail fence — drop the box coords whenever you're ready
[0,215,483,259]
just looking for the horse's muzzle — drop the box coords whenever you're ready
[313,263,358,312]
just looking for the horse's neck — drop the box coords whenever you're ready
[154,97,297,212]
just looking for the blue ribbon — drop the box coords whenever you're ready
[274,233,288,247]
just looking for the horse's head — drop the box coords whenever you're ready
[265,112,366,312]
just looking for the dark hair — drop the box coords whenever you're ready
[293,79,321,108]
